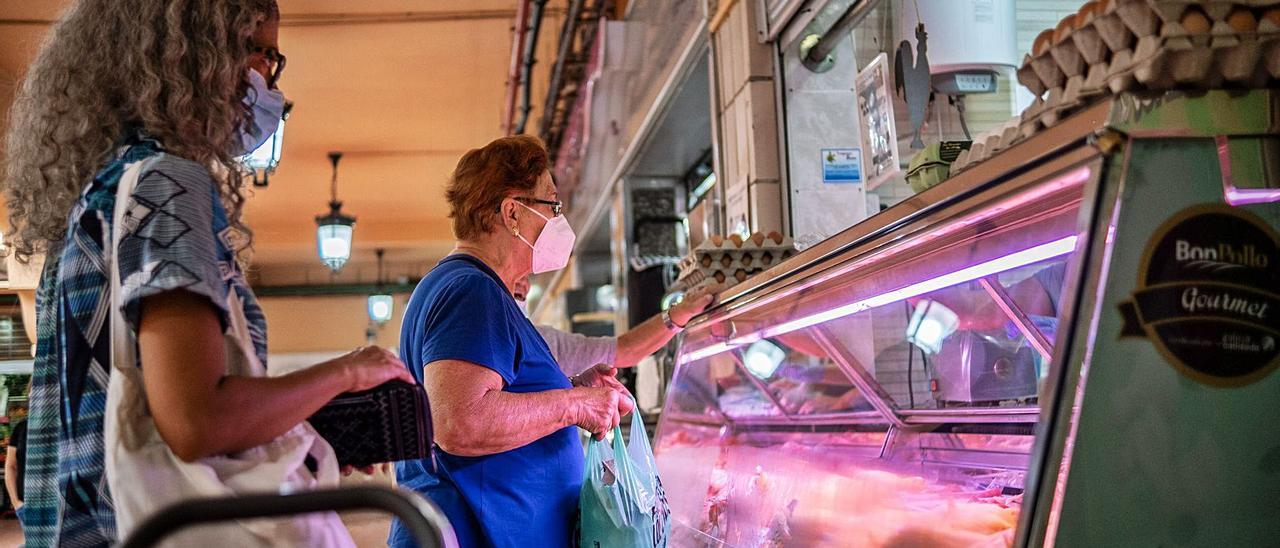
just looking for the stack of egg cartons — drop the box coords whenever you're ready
[1016,0,1280,139]
[676,232,796,294]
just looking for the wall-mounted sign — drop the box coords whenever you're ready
[821,148,862,184]
[1120,205,1280,386]
[856,52,900,190]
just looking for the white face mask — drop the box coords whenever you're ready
[516,201,576,274]
[233,69,286,157]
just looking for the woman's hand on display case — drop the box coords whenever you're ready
[669,289,715,328]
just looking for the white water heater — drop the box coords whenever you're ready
[899,0,1018,75]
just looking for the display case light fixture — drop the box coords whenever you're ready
[743,340,785,379]
[905,300,959,355]
[684,235,1079,363]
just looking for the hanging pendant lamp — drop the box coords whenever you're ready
[367,249,394,324]
[315,151,356,272]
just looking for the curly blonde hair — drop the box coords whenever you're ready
[2,0,278,262]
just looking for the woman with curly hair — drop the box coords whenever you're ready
[2,1,411,545]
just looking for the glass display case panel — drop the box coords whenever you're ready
[679,165,1093,417]
[654,425,1025,547]
[738,331,875,416]
[673,332,786,419]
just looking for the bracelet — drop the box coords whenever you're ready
[662,309,684,333]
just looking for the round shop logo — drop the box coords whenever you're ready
[1119,205,1280,386]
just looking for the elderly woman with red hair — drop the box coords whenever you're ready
[394,135,632,548]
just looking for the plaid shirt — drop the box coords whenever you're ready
[24,135,268,547]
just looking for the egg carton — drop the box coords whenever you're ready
[697,232,792,252]
[676,264,771,294]
[1145,0,1280,27]
[695,249,794,273]
[951,119,1022,174]
[679,232,796,284]
[1019,1,1280,100]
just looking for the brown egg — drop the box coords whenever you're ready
[1266,9,1280,28]
[1033,29,1055,55]
[750,232,766,246]
[1077,1,1100,24]
[1054,14,1077,43]
[714,271,727,284]
[768,231,784,245]
[1226,9,1258,33]
[734,269,748,283]
[700,255,713,268]
[761,252,774,266]
[1181,7,1212,34]
[741,254,754,267]
[729,234,744,248]
[710,235,724,246]
[720,255,733,268]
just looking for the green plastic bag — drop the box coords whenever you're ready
[579,416,670,548]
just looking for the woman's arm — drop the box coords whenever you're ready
[425,359,631,456]
[615,292,714,367]
[138,290,413,462]
[4,446,18,507]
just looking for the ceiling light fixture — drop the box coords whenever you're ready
[368,248,394,324]
[242,103,291,187]
[315,151,356,272]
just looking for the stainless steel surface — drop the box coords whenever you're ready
[902,407,1039,425]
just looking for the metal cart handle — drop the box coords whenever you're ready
[117,486,458,548]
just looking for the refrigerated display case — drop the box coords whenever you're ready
[654,90,1280,547]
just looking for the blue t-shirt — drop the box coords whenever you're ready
[391,255,582,548]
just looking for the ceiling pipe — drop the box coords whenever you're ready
[514,0,550,135]
[537,0,586,139]
[801,0,885,72]
[502,0,531,135]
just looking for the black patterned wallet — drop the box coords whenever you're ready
[308,380,432,467]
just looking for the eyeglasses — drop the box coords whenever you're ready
[252,46,287,88]
[513,197,563,217]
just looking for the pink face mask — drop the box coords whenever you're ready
[516,202,576,274]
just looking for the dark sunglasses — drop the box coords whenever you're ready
[252,46,287,88]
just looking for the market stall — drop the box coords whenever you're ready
[654,0,1280,537]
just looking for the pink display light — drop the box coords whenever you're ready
[683,235,1079,363]
[1216,136,1280,206]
